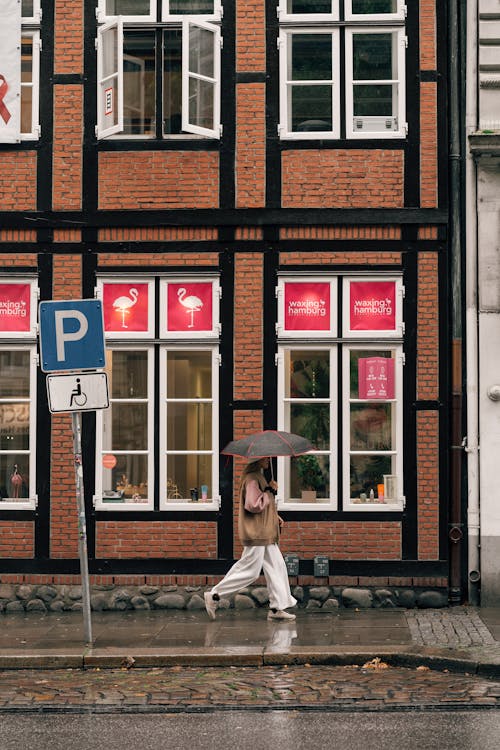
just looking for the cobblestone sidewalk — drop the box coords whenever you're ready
[406,609,497,648]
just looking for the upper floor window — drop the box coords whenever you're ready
[96,1,222,140]
[0,0,41,143]
[0,278,39,510]
[278,0,407,140]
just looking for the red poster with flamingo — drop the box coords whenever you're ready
[102,282,150,332]
[0,283,31,333]
[167,283,213,332]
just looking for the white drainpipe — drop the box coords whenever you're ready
[465,0,480,604]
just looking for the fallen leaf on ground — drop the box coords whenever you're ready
[362,657,389,670]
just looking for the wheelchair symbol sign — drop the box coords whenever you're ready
[46,372,109,413]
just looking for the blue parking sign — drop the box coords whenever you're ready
[39,300,106,373]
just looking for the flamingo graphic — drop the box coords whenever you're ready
[10,465,23,499]
[112,288,139,328]
[177,288,203,328]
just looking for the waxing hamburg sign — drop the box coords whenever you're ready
[349,280,397,332]
[284,282,331,332]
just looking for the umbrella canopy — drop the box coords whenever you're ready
[222,430,313,460]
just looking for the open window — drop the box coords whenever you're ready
[182,19,221,138]
[96,17,124,139]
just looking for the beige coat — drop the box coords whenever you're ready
[238,470,280,547]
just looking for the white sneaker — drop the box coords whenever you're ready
[204,591,217,620]
[267,609,296,621]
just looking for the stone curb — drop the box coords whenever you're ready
[0,646,498,677]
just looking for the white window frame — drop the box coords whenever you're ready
[344,0,406,22]
[96,16,124,139]
[22,0,41,23]
[345,26,407,139]
[0,344,38,510]
[94,345,155,511]
[277,0,339,22]
[162,0,222,22]
[96,277,155,339]
[342,275,404,338]
[159,276,221,339]
[278,27,341,140]
[277,344,338,510]
[97,0,155,23]
[342,342,404,511]
[0,278,38,339]
[276,276,338,339]
[181,18,221,138]
[20,31,41,141]
[159,344,220,510]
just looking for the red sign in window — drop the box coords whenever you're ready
[284,282,331,332]
[102,283,150,333]
[0,283,31,333]
[350,281,396,332]
[167,283,213,332]
[358,356,395,400]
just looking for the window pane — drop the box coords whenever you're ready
[22,1,34,15]
[106,0,151,14]
[188,77,214,129]
[352,0,397,13]
[103,27,119,79]
[164,29,182,134]
[167,351,212,398]
[0,404,30,451]
[291,34,332,81]
[0,351,30,397]
[353,34,393,81]
[288,351,330,398]
[111,404,148,450]
[351,403,392,450]
[169,0,214,14]
[166,454,212,501]
[123,32,155,136]
[110,351,148,399]
[188,25,214,78]
[102,455,148,503]
[350,454,393,501]
[353,84,393,117]
[167,403,212,450]
[287,0,333,12]
[291,454,329,501]
[0,456,30,501]
[291,86,332,132]
[291,404,329,450]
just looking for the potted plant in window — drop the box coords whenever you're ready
[296,454,324,502]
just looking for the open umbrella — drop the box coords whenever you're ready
[222,430,313,460]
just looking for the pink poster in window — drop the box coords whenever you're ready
[103,283,150,332]
[0,283,31,332]
[284,282,331,332]
[350,281,396,331]
[167,282,213,332]
[358,357,395,399]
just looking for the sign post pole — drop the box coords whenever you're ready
[72,411,93,645]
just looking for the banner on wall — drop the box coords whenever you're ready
[102,282,151,333]
[350,280,396,332]
[358,356,395,400]
[284,282,331,332]
[0,0,21,143]
[0,283,31,333]
[166,282,213,332]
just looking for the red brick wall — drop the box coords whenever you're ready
[50,255,82,559]
[282,150,404,208]
[54,0,84,74]
[98,228,218,242]
[0,153,37,210]
[98,252,219,267]
[234,254,263,400]
[95,522,218,558]
[98,152,220,210]
[236,0,265,72]
[420,83,438,208]
[280,251,402,265]
[417,252,439,400]
[280,227,402,241]
[420,0,437,70]
[0,522,34,558]
[417,411,439,559]
[52,85,83,210]
[236,84,266,208]
[281,522,401,560]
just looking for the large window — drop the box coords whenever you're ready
[277,275,405,511]
[278,0,407,140]
[96,1,222,139]
[0,278,38,509]
[94,276,220,510]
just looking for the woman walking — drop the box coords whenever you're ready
[204,457,297,621]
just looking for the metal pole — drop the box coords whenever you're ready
[72,411,93,644]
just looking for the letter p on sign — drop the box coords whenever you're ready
[39,300,106,373]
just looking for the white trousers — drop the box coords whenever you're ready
[211,544,297,611]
